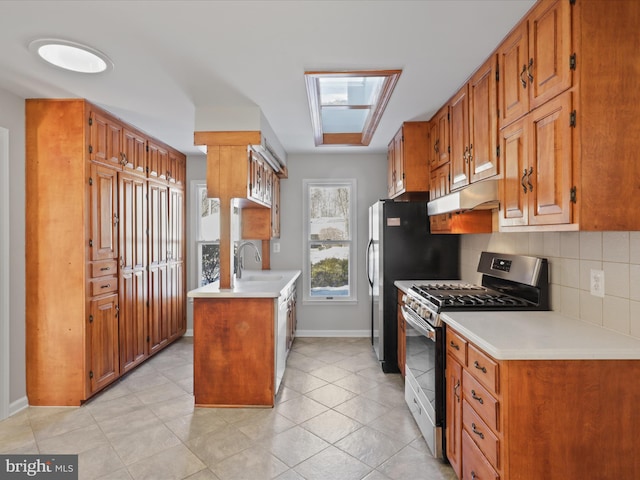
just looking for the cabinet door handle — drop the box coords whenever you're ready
[474,360,487,374]
[528,58,534,83]
[471,471,478,480]
[521,168,528,193]
[520,64,528,88]
[471,423,485,439]
[449,340,460,350]
[463,146,469,164]
[454,380,461,402]
[468,144,473,163]
[471,389,484,405]
[434,138,439,154]
[101,284,111,289]
[100,266,111,271]
[527,166,534,192]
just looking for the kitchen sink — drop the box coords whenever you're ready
[241,273,283,282]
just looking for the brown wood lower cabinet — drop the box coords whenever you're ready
[446,326,640,479]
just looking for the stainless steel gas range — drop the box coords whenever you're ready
[400,252,550,460]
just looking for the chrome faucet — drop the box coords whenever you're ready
[235,241,262,279]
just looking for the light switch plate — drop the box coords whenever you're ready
[273,242,280,253]
[590,269,605,297]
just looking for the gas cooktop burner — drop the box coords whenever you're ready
[410,283,530,309]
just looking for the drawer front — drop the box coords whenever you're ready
[446,329,468,366]
[90,276,118,296]
[463,399,500,469]
[468,343,499,394]
[462,429,500,480]
[463,369,499,431]
[91,260,118,278]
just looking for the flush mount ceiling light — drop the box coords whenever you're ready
[304,69,402,147]
[29,38,113,74]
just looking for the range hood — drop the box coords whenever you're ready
[427,179,499,216]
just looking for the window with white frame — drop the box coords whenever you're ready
[302,179,357,303]
[193,182,220,286]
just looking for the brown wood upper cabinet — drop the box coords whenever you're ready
[450,55,499,192]
[498,0,572,129]
[387,122,429,200]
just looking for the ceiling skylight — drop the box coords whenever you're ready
[304,70,402,147]
[29,39,113,74]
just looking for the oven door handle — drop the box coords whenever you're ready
[401,305,436,341]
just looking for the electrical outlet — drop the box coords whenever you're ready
[273,242,280,253]
[590,269,605,297]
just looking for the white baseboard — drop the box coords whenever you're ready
[184,329,194,337]
[9,396,28,416]
[295,330,369,338]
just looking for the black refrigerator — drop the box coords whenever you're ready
[367,200,460,373]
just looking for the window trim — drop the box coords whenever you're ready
[302,178,357,305]
[192,180,221,287]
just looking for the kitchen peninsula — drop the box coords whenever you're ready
[188,270,300,407]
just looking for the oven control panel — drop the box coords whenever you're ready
[491,258,512,272]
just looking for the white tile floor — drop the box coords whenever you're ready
[0,337,456,480]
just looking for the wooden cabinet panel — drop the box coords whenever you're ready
[449,86,470,191]
[469,55,499,183]
[528,0,572,109]
[90,163,118,261]
[462,430,500,480]
[446,355,463,479]
[446,328,468,366]
[463,399,500,470]
[148,140,169,182]
[468,343,499,394]
[528,91,572,226]
[88,294,120,393]
[90,260,118,278]
[123,127,147,177]
[169,188,184,262]
[387,122,429,199]
[498,23,530,128]
[149,264,169,354]
[435,106,450,168]
[148,182,169,266]
[119,269,147,373]
[271,175,281,238]
[498,0,572,129]
[462,369,499,432]
[89,276,118,297]
[499,117,528,227]
[90,111,123,168]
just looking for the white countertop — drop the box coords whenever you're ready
[394,279,640,360]
[441,310,640,360]
[188,270,301,299]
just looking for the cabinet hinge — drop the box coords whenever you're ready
[146,144,149,152]
[570,110,577,127]
[570,53,576,70]
[145,166,149,174]
[147,335,150,343]
[495,64,500,82]
[448,145,450,154]
[88,117,93,126]
[569,0,576,5]
[447,112,450,121]
[570,186,577,203]
[89,177,93,186]
[89,239,93,247]
[88,145,93,154]
[89,371,94,379]
[89,314,93,323]
[496,146,500,158]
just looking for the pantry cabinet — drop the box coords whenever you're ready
[386,122,430,199]
[26,99,186,406]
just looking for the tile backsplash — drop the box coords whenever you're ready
[460,231,640,339]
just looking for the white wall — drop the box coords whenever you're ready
[461,231,640,338]
[270,152,387,336]
[0,87,26,414]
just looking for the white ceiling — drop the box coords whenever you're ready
[0,0,536,157]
